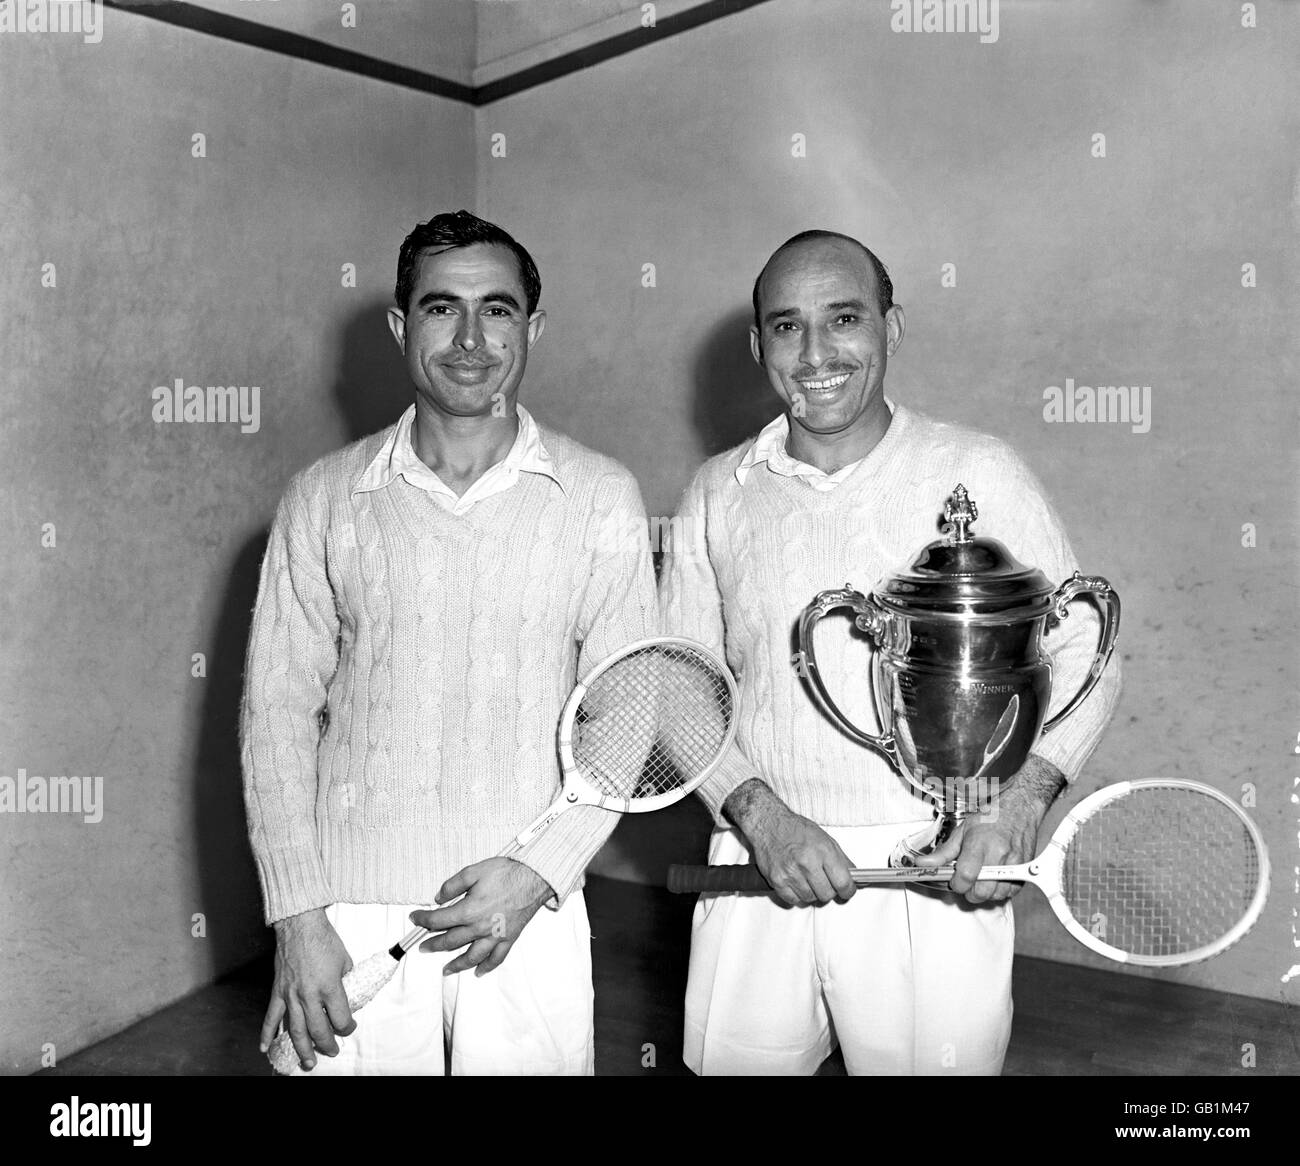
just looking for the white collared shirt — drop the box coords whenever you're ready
[735,402,895,491]
[351,403,564,515]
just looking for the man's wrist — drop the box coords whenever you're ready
[723,777,787,837]
[506,858,555,907]
[273,906,328,939]
[1011,755,1066,810]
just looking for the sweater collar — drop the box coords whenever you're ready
[735,397,903,488]
[351,403,566,502]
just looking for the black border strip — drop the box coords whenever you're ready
[103,0,774,106]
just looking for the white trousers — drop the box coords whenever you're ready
[291,894,595,1076]
[684,823,1015,1076]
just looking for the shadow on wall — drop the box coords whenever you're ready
[190,299,416,980]
[597,309,780,885]
[333,297,414,443]
[192,526,271,978]
[692,305,782,458]
[596,795,716,884]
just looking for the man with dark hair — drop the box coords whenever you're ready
[241,210,656,1075]
[395,209,542,317]
[662,230,1120,1075]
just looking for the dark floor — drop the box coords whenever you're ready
[38,876,1299,1076]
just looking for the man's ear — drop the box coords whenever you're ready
[749,325,764,367]
[386,305,407,352]
[885,304,905,358]
[526,309,547,349]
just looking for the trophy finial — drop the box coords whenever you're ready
[942,484,978,543]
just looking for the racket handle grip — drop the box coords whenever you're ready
[267,1030,299,1076]
[668,864,968,893]
[667,863,772,894]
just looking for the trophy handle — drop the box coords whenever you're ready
[1042,572,1121,734]
[797,586,900,769]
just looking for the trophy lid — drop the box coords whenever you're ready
[876,485,1056,616]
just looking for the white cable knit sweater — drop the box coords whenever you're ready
[660,402,1123,826]
[240,422,657,924]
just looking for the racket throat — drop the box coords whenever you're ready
[512,795,579,849]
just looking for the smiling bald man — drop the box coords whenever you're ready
[660,230,1121,1076]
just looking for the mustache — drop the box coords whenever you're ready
[795,364,857,378]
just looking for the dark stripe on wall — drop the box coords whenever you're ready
[473,0,774,105]
[102,1,476,103]
[103,0,774,106]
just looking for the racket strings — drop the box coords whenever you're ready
[1061,787,1261,958]
[572,644,735,799]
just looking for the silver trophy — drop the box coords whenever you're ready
[797,484,1120,867]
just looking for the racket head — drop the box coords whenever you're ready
[556,636,738,814]
[1037,779,1270,967]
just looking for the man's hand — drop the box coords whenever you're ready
[723,778,856,906]
[410,858,553,976]
[915,756,1066,904]
[260,907,356,1072]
